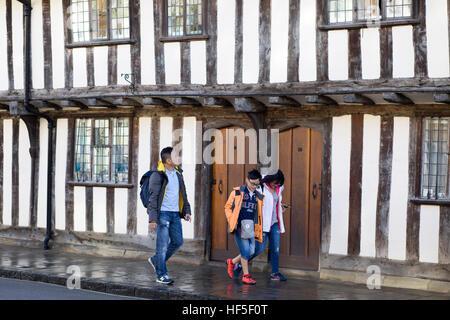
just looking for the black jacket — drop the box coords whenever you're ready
[147,161,191,223]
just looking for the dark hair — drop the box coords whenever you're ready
[160,147,173,164]
[261,170,284,187]
[247,169,262,181]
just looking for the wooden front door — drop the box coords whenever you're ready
[210,127,322,271]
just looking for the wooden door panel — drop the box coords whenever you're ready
[308,130,322,263]
[290,127,310,257]
[278,129,292,256]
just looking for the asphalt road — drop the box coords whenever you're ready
[0,278,143,300]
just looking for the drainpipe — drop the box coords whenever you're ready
[18,0,56,250]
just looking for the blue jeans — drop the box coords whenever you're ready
[153,211,184,277]
[234,230,255,260]
[250,223,280,273]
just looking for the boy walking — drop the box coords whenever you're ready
[147,147,191,284]
[224,169,264,285]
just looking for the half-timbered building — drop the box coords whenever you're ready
[0,0,449,292]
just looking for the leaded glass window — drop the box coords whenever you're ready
[167,0,204,37]
[70,0,130,43]
[421,118,449,200]
[329,0,353,24]
[328,0,413,24]
[385,0,412,18]
[357,0,381,20]
[74,118,130,183]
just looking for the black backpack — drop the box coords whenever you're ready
[139,170,155,208]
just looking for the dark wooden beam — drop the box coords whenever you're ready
[413,0,427,78]
[154,0,165,85]
[305,95,337,105]
[202,97,232,107]
[109,98,144,108]
[58,99,89,110]
[141,97,172,107]
[376,116,394,259]
[235,0,243,84]
[268,96,300,107]
[287,0,300,82]
[380,27,393,79]
[434,94,450,104]
[259,0,271,83]
[343,94,375,105]
[206,0,217,85]
[382,93,414,105]
[171,97,202,106]
[86,98,116,108]
[234,97,266,113]
[30,100,62,110]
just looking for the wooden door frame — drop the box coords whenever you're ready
[204,116,330,272]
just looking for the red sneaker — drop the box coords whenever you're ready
[242,274,256,285]
[226,259,235,279]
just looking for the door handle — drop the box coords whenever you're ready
[218,180,223,194]
[312,183,317,200]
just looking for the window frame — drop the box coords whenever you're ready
[67,0,135,48]
[321,0,420,30]
[72,117,132,187]
[160,0,209,42]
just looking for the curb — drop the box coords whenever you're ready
[0,267,224,300]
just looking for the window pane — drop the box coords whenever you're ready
[168,0,184,36]
[385,0,412,18]
[111,0,130,39]
[91,0,108,40]
[112,118,129,182]
[74,119,92,181]
[357,0,380,20]
[186,0,203,35]
[329,0,353,23]
[71,0,90,42]
[421,117,449,199]
[93,119,110,182]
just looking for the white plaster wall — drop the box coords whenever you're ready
[242,0,259,83]
[94,46,109,86]
[190,41,207,84]
[160,117,173,150]
[330,115,351,255]
[269,0,289,83]
[388,117,410,261]
[0,0,8,90]
[181,117,197,239]
[18,120,31,227]
[12,0,24,90]
[299,0,317,81]
[426,0,450,78]
[72,47,87,87]
[328,30,348,80]
[361,28,380,79]
[217,0,235,84]
[93,187,107,233]
[164,42,181,84]
[73,186,86,232]
[140,0,156,85]
[360,115,380,258]
[392,26,414,78]
[37,119,48,229]
[419,205,440,263]
[114,188,128,234]
[2,120,13,225]
[31,0,44,89]
[54,118,68,230]
[117,44,132,86]
[50,0,65,88]
[137,117,151,236]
